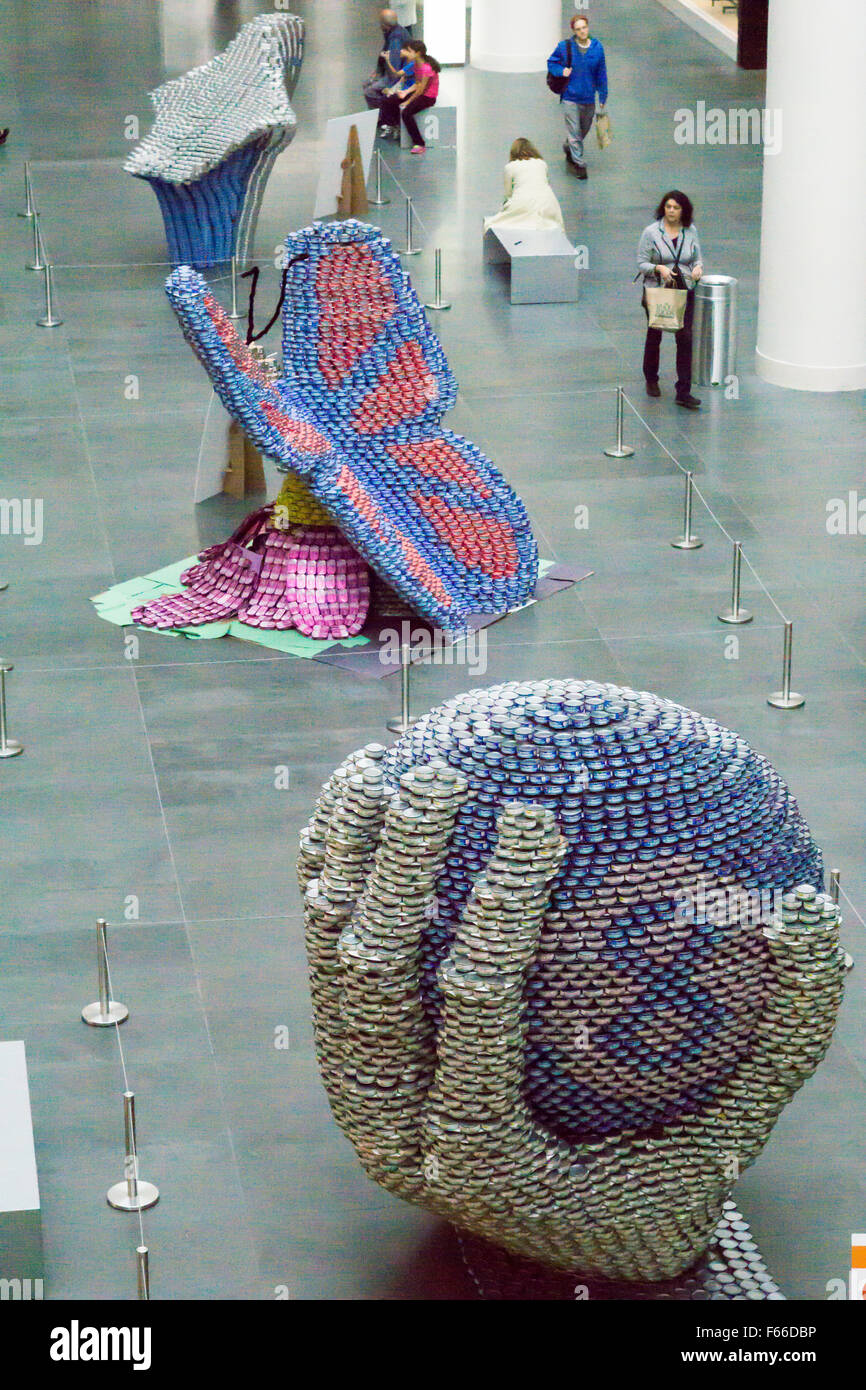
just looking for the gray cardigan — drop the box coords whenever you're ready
[637,220,703,287]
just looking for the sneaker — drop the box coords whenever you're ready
[574,163,588,180]
[676,393,702,410]
[645,381,661,398]
[410,144,425,155]
[0,129,9,146]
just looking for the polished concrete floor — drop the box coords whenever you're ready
[0,0,864,1300]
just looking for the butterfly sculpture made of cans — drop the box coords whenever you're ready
[165,220,538,631]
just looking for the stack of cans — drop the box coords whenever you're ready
[299,679,846,1286]
[125,13,305,267]
[459,1198,785,1300]
[272,469,333,529]
[165,219,539,631]
[132,470,372,637]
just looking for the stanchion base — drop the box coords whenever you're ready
[0,740,24,758]
[671,536,703,550]
[25,262,45,273]
[718,607,753,624]
[386,716,418,734]
[82,1000,129,1027]
[424,300,452,311]
[767,690,805,710]
[17,211,35,220]
[36,314,63,328]
[107,1180,160,1212]
[368,195,390,206]
[399,248,423,257]
[0,578,8,590]
[603,446,635,459]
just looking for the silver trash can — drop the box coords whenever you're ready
[694,274,738,386]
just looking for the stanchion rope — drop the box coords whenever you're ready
[103,953,147,1250]
[376,153,432,236]
[620,391,790,623]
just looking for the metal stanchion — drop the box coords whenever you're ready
[18,161,35,219]
[767,620,805,709]
[82,919,129,1026]
[0,660,23,758]
[386,644,418,734]
[400,196,422,256]
[367,148,390,206]
[26,211,44,271]
[36,261,63,328]
[424,248,452,311]
[137,1246,150,1300]
[107,1092,160,1212]
[228,255,243,320]
[603,386,635,460]
[718,541,753,624]
[828,871,855,971]
[670,471,703,550]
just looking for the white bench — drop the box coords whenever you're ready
[399,105,457,149]
[483,225,580,305]
[0,1042,42,1289]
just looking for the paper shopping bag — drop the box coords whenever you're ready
[596,112,612,150]
[644,285,688,331]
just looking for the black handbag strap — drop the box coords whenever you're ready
[659,224,686,266]
[658,225,691,287]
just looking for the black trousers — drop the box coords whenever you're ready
[643,287,695,397]
[380,94,436,145]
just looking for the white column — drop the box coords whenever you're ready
[423,0,467,65]
[470,0,562,73]
[755,0,866,391]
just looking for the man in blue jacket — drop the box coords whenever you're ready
[547,13,608,180]
[363,9,411,118]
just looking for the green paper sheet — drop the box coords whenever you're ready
[92,558,559,658]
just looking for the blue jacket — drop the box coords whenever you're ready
[377,23,411,78]
[548,36,608,106]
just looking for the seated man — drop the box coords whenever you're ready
[362,8,410,119]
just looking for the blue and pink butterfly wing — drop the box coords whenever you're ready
[165,221,538,626]
[280,220,538,625]
[311,429,538,628]
[166,266,335,475]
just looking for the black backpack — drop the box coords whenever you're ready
[547,39,574,95]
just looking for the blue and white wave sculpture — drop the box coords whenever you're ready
[125,12,304,268]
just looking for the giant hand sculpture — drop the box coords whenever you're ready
[298,680,845,1283]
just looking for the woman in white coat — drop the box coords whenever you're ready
[483,139,565,233]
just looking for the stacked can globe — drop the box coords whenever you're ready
[300,683,845,1278]
[382,680,824,1143]
[299,679,846,1279]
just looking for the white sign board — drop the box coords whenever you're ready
[313,109,379,221]
[194,393,231,503]
[0,1042,39,1216]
